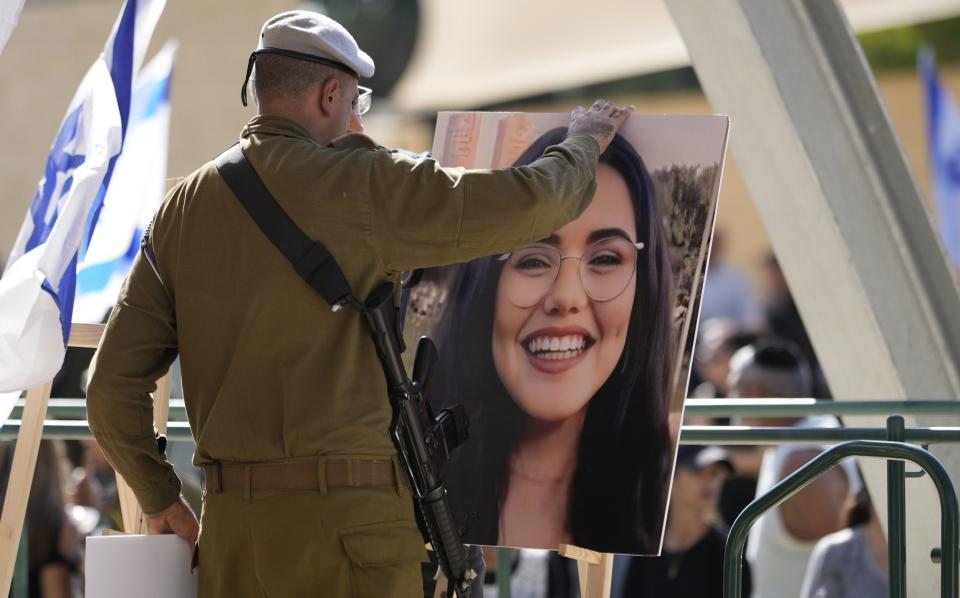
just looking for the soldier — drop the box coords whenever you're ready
[86,9,633,598]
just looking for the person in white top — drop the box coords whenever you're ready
[729,341,860,598]
[800,488,889,598]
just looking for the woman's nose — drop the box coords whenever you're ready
[542,259,587,315]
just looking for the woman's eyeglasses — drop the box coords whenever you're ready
[356,86,372,116]
[498,236,645,308]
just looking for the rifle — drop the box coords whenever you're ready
[362,282,475,598]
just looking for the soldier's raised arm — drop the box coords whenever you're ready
[367,100,634,271]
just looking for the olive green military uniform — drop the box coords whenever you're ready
[87,116,599,597]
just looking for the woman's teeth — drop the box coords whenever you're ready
[526,334,588,359]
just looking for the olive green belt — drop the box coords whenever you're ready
[201,458,397,494]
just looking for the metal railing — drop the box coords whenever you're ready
[684,398,960,417]
[721,417,959,598]
[9,397,960,442]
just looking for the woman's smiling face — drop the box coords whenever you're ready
[492,164,639,422]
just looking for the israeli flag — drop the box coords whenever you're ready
[921,49,960,269]
[0,0,165,394]
[74,41,177,324]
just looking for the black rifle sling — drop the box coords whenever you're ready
[213,144,355,310]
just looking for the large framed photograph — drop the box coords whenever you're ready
[405,112,729,555]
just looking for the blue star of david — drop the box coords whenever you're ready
[25,105,87,252]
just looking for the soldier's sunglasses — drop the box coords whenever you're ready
[357,86,372,116]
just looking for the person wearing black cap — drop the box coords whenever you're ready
[85,9,635,598]
[621,445,750,597]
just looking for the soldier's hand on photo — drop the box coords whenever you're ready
[144,495,200,547]
[568,99,635,154]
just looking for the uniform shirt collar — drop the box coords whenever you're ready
[240,115,315,142]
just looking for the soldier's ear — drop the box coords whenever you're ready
[319,77,341,116]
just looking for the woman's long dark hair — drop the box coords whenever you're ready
[430,128,674,553]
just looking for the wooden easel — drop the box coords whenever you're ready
[558,544,615,598]
[0,322,173,594]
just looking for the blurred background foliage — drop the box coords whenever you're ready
[860,16,960,69]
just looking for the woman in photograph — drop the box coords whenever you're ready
[430,127,674,554]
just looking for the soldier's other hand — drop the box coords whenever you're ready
[568,99,635,154]
[145,495,199,547]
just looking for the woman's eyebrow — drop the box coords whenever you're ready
[587,228,634,244]
[535,234,561,247]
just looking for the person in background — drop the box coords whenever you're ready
[733,340,860,598]
[0,440,83,598]
[69,439,124,532]
[698,230,762,331]
[620,445,750,597]
[687,320,761,527]
[801,487,889,598]
[761,254,830,398]
[690,318,759,402]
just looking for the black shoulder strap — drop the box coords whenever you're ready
[213,144,356,311]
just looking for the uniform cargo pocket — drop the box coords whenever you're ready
[340,519,426,597]
[340,518,426,566]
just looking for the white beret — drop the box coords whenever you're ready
[257,10,374,79]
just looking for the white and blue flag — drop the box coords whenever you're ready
[0,0,165,395]
[75,40,177,324]
[921,49,960,269]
